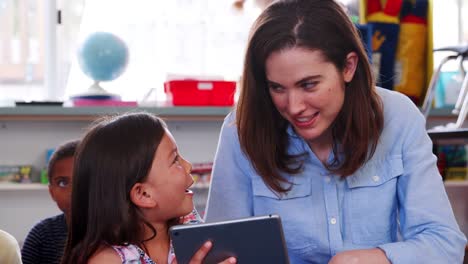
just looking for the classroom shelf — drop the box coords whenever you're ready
[444,181,468,187]
[0,106,233,121]
[428,128,468,140]
[0,183,47,191]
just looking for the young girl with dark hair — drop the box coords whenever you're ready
[61,112,235,264]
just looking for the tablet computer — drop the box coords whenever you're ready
[169,214,289,264]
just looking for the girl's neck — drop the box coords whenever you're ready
[142,221,171,264]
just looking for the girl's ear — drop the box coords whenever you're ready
[130,183,157,208]
[342,51,358,83]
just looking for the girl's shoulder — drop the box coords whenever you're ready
[180,209,204,224]
[89,244,156,264]
[112,244,156,264]
[88,246,123,264]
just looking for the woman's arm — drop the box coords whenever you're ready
[377,94,467,263]
[204,113,253,222]
[329,248,390,264]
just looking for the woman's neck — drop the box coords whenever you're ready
[307,131,333,164]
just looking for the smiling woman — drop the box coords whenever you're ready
[205,1,467,263]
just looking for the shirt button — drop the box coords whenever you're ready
[372,175,380,182]
[330,217,337,225]
[325,176,331,183]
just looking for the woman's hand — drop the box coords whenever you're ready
[171,241,237,264]
[328,248,390,264]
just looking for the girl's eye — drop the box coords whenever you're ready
[173,155,180,164]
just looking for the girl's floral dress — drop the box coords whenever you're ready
[110,209,203,263]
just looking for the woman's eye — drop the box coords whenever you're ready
[302,81,317,90]
[269,86,284,93]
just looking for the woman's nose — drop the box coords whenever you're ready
[287,90,306,115]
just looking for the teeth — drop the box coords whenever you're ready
[185,189,193,194]
[296,117,311,122]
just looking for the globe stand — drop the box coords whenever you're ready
[70,81,121,100]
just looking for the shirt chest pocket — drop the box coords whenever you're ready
[346,156,404,245]
[252,175,312,200]
[252,176,318,254]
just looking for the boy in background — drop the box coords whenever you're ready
[21,140,79,264]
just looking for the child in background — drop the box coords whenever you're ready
[61,113,235,264]
[0,229,22,264]
[21,140,80,264]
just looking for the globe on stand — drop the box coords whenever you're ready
[71,32,129,100]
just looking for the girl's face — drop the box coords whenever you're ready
[144,130,194,221]
[265,47,356,148]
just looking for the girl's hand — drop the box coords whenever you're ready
[328,248,390,264]
[171,241,237,264]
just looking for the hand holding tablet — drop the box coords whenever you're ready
[169,214,290,264]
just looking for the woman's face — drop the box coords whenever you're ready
[265,47,356,147]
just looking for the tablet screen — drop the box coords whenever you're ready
[169,214,289,264]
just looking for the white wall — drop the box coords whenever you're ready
[0,119,222,245]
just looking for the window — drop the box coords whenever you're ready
[0,0,45,101]
[432,0,467,71]
[65,0,260,102]
[0,0,84,102]
[1,0,466,103]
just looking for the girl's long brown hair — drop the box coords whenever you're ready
[61,113,167,264]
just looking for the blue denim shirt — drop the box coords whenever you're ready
[205,88,467,263]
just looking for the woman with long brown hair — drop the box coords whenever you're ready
[205,0,466,263]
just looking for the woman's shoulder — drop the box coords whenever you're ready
[220,110,240,140]
[376,87,423,121]
[88,246,122,264]
[222,110,237,127]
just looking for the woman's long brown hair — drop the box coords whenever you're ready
[236,0,383,193]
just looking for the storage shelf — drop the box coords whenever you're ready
[428,128,468,140]
[0,182,210,191]
[0,106,455,122]
[0,183,48,191]
[0,106,232,121]
[427,107,459,117]
[1,181,464,191]
[444,181,468,187]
